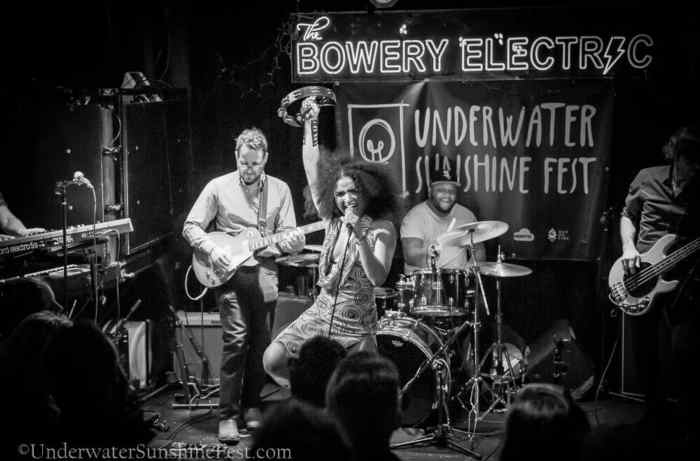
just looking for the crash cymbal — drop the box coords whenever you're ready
[303,244,324,252]
[478,261,532,278]
[437,220,509,247]
[276,253,320,268]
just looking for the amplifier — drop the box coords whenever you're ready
[272,293,313,338]
[174,311,222,386]
[172,294,312,386]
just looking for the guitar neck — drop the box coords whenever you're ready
[659,236,700,274]
[248,221,325,251]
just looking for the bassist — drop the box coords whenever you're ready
[183,127,305,443]
[618,123,700,440]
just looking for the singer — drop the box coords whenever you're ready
[263,97,399,387]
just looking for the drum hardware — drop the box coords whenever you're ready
[389,312,481,459]
[276,251,320,300]
[447,223,506,437]
[459,248,532,421]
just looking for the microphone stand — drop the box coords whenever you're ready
[54,181,70,309]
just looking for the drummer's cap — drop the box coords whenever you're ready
[430,160,460,187]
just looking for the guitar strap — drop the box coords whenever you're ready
[257,176,269,237]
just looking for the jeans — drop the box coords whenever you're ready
[216,266,276,420]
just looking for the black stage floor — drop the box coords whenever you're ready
[138,382,688,461]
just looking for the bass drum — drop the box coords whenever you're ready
[376,315,450,427]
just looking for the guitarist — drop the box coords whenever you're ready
[183,127,305,443]
[618,123,700,438]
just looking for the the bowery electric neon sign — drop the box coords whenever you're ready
[292,14,655,81]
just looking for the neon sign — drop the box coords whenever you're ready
[291,11,656,82]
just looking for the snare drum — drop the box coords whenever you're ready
[376,315,450,426]
[373,287,399,318]
[405,269,473,317]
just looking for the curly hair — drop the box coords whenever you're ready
[316,150,399,221]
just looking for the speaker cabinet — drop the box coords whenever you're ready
[174,311,222,386]
[121,96,190,254]
[1,99,115,228]
[619,312,645,397]
[172,294,312,386]
[272,293,313,338]
[526,319,595,400]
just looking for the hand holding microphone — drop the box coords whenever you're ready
[344,206,360,232]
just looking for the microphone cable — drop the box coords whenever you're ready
[328,221,353,339]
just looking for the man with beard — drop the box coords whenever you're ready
[183,127,304,444]
[400,163,485,274]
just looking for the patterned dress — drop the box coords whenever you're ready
[273,217,389,356]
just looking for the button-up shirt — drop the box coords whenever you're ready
[183,171,297,263]
[622,165,698,253]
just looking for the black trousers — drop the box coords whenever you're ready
[631,290,700,433]
[216,267,276,420]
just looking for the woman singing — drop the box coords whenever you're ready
[263,97,398,387]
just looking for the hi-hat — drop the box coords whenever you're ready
[479,261,532,278]
[437,220,509,247]
[276,253,320,268]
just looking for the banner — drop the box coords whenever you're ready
[335,80,613,260]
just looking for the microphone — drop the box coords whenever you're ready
[428,244,439,271]
[73,171,94,189]
[344,206,356,232]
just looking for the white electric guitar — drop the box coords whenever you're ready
[608,234,700,316]
[192,221,325,288]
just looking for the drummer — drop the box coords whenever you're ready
[400,162,485,273]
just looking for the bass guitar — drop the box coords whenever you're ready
[608,234,700,316]
[192,221,325,288]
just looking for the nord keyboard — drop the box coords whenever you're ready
[0,218,133,258]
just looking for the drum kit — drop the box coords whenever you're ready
[278,221,534,442]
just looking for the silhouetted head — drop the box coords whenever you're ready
[500,383,590,461]
[289,335,347,407]
[325,351,401,450]
[252,398,350,461]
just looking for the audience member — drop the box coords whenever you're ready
[289,335,347,407]
[0,311,72,458]
[499,382,590,461]
[44,319,153,447]
[0,277,62,340]
[325,351,402,461]
[250,398,350,461]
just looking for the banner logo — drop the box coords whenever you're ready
[358,119,396,163]
[348,103,410,197]
[513,228,535,242]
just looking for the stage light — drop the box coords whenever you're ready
[370,0,399,8]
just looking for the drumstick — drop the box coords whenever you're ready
[446,218,456,232]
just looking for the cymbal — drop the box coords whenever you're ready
[303,244,324,252]
[478,261,532,278]
[276,253,320,268]
[437,220,509,247]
